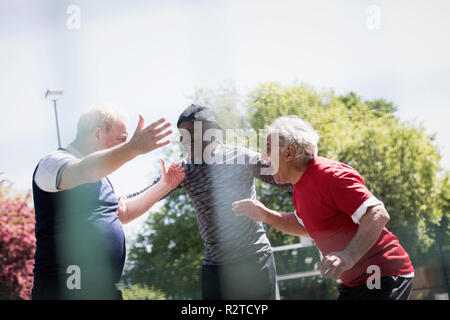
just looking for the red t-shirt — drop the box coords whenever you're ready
[293,156,414,287]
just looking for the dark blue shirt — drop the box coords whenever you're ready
[32,147,126,287]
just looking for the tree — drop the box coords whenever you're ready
[118,283,166,300]
[0,179,35,300]
[189,80,248,129]
[123,187,204,299]
[123,81,449,299]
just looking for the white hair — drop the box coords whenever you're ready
[76,103,129,139]
[268,115,319,163]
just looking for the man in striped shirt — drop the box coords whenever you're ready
[119,105,293,299]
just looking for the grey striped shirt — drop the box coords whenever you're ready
[128,144,293,265]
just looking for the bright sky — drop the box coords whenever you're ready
[1,0,449,238]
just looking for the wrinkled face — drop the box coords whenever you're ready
[178,121,218,160]
[96,120,128,150]
[262,133,291,185]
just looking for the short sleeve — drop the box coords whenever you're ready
[294,211,305,227]
[34,150,78,192]
[329,169,383,224]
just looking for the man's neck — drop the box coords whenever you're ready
[288,160,311,185]
[70,139,93,157]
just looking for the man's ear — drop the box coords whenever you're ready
[92,127,101,142]
[286,145,295,161]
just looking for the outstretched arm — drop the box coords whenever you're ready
[318,204,389,280]
[59,116,172,190]
[118,159,185,224]
[232,199,309,237]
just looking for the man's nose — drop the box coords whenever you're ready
[260,149,268,162]
[262,155,272,167]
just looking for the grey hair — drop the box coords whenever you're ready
[76,103,129,139]
[268,115,319,163]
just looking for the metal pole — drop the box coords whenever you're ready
[52,99,62,149]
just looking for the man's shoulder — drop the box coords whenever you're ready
[39,148,77,166]
[34,148,78,192]
[221,144,260,163]
[313,157,363,184]
[35,147,79,179]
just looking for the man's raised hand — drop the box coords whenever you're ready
[160,159,185,190]
[128,115,172,156]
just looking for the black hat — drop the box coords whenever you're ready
[177,104,223,129]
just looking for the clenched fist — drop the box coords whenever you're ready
[319,250,355,281]
[232,199,268,222]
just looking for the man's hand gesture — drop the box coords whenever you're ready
[128,115,172,156]
[319,250,355,281]
[160,159,185,190]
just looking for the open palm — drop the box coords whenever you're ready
[160,159,185,189]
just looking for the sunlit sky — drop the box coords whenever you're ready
[1,0,449,238]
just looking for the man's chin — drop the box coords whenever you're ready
[273,174,281,184]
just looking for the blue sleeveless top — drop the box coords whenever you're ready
[32,149,126,285]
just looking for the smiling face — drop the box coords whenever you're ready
[263,133,295,185]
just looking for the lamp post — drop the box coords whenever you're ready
[45,89,64,149]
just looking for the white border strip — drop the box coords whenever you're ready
[399,272,415,278]
[294,211,305,227]
[351,196,384,224]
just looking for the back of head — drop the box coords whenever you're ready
[177,104,222,129]
[76,103,129,140]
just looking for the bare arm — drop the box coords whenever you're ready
[319,204,390,280]
[118,160,185,224]
[59,116,172,190]
[263,210,309,237]
[344,204,390,262]
[232,199,309,237]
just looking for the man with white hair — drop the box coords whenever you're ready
[31,104,184,299]
[232,115,414,300]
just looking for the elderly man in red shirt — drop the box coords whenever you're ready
[232,115,414,300]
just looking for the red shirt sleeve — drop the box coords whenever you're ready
[328,167,374,217]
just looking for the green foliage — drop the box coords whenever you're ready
[123,189,204,299]
[119,283,166,300]
[189,80,248,129]
[337,119,443,258]
[439,174,450,252]
[365,98,398,117]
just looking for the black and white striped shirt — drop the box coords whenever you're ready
[128,144,293,265]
